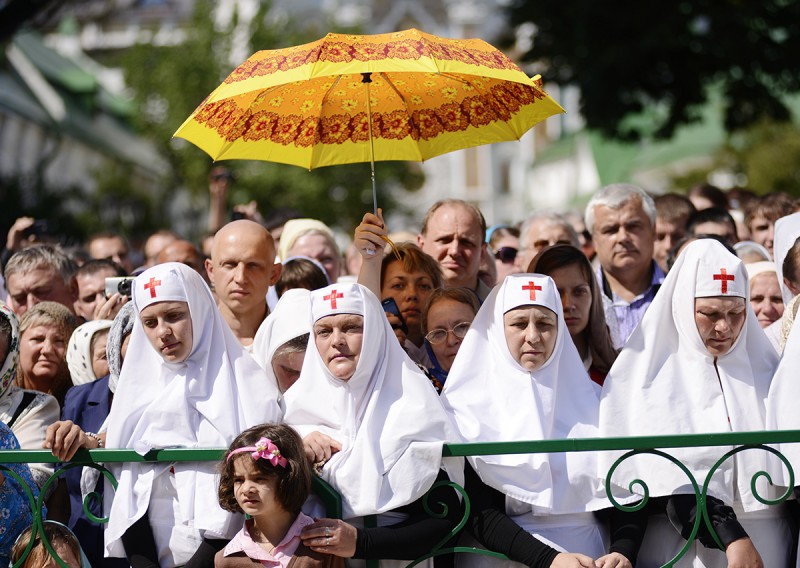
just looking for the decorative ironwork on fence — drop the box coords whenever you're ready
[3,429,800,568]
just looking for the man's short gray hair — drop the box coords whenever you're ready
[584,184,656,233]
[4,244,77,286]
[518,211,579,249]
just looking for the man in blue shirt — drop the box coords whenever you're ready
[586,184,664,347]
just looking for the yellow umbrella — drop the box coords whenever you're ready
[174,28,564,210]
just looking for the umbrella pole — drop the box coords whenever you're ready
[362,72,378,215]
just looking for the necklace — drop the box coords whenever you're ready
[248,524,277,555]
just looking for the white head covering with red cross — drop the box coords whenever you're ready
[599,239,779,513]
[284,282,463,518]
[132,264,188,311]
[311,283,364,322]
[694,255,747,299]
[441,273,608,515]
[501,274,559,314]
[105,262,281,558]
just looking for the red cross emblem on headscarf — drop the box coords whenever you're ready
[144,277,162,299]
[713,268,735,294]
[323,289,344,309]
[522,281,542,300]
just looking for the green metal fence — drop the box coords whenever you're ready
[3,429,800,568]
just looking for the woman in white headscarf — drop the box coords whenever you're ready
[283,282,463,568]
[744,262,783,351]
[278,219,342,284]
[766,279,800,568]
[764,212,800,353]
[773,211,800,306]
[67,319,113,386]
[599,239,790,567]
[441,273,619,568]
[252,287,312,398]
[104,262,282,568]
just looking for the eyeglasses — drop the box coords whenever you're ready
[425,321,471,344]
[492,246,518,263]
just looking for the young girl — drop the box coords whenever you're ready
[216,423,343,568]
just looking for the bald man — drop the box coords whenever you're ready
[205,220,282,347]
[157,240,207,281]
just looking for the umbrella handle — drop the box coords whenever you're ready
[362,72,378,215]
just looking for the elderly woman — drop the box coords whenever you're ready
[441,274,622,568]
[66,319,113,386]
[17,301,79,407]
[279,219,342,284]
[599,239,790,567]
[283,282,462,568]
[743,262,783,354]
[0,302,59,489]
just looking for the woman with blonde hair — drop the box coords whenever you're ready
[17,301,79,407]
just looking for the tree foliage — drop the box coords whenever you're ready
[719,120,800,195]
[119,1,422,235]
[507,0,800,141]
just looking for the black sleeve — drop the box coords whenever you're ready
[666,494,748,549]
[121,513,160,568]
[184,538,228,568]
[597,501,649,564]
[463,464,560,568]
[353,469,463,560]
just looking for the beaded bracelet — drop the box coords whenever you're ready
[85,432,104,448]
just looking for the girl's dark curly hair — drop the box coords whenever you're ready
[218,422,311,515]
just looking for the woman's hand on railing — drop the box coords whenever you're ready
[594,552,632,568]
[43,420,94,461]
[300,518,357,557]
[725,537,763,568]
[303,431,342,465]
[550,552,595,567]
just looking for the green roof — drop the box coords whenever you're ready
[14,31,98,94]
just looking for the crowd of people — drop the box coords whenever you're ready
[2,180,800,568]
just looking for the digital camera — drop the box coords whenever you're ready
[104,277,136,298]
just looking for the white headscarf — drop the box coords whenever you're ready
[67,319,113,385]
[283,282,462,519]
[278,219,337,262]
[104,263,282,554]
[252,287,311,397]
[106,302,136,395]
[440,273,608,514]
[745,261,777,279]
[599,239,778,511]
[773,212,800,305]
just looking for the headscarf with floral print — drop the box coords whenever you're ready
[0,301,20,399]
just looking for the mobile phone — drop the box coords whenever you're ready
[381,298,408,335]
[21,220,49,238]
[105,277,136,298]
